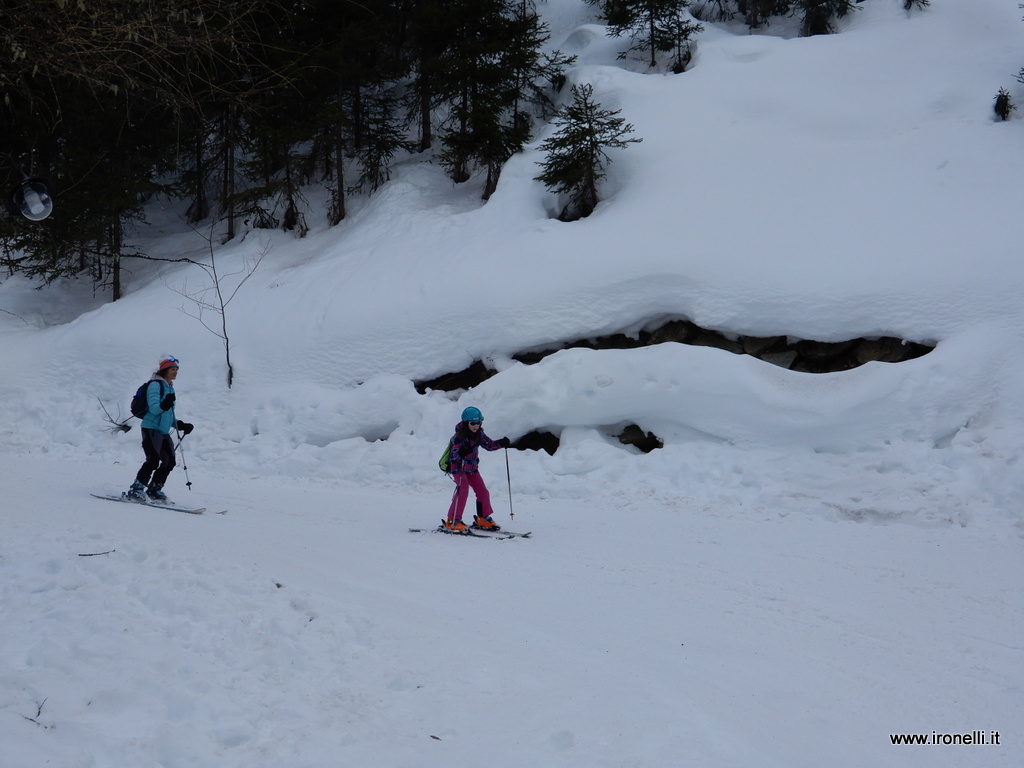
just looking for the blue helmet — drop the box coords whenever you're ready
[461,406,483,422]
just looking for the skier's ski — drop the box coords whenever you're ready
[408,526,484,537]
[473,528,532,538]
[90,493,205,515]
[408,526,530,540]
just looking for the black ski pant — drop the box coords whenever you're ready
[137,428,176,487]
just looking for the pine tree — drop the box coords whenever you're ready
[355,89,410,193]
[587,0,703,70]
[290,0,405,223]
[433,0,570,198]
[994,88,1015,121]
[797,0,858,37]
[737,1,793,31]
[489,1,575,197]
[667,6,705,72]
[1,76,179,299]
[436,0,511,184]
[404,0,453,153]
[534,83,642,221]
[1,0,301,296]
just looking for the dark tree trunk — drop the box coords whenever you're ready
[351,83,364,151]
[418,71,432,152]
[186,126,208,222]
[331,84,347,225]
[110,217,122,301]
[222,103,236,242]
[483,164,500,200]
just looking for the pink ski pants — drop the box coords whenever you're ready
[447,472,493,522]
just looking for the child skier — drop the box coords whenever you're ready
[126,355,194,502]
[444,406,510,532]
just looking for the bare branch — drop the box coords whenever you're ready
[172,219,267,387]
[22,698,52,729]
[98,397,132,433]
[0,307,32,325]
[222,246,268,307]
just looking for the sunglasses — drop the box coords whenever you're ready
[467,421,482,426]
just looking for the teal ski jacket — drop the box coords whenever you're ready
[140,376,177,434]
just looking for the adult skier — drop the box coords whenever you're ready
[443,406,510,532]
[126,355,194,501]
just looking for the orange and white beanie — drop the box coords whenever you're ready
[158,355,180,372]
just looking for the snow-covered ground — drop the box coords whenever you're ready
[1,1,1022,766]
[3,452,1020,768]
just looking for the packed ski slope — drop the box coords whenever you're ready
[3,452,1020,768]
[1,1,1022,766]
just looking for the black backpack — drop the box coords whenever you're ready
[130,379,165,419]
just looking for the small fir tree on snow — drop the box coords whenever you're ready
[534,83,642,222]
[994,88,1016,121]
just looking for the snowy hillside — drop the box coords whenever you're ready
[2,1,1022,767]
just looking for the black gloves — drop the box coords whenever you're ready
[160,392,176,411]
[176,421,194,435]
[498,437,511,448]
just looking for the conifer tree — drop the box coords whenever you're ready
[404,0,453,153]
[355,89,410,193]
[587,0,703,70]
[797,0,857,37]
[1,0,300,295]
[737,1,792,30]
[1,83,177,299]
[434,0,569,198]
[534,83,642,221]
[436,0,511,184]
[994,88,1015,121]
[290,0,404,223]
[489,1,575,197]
[666,6,705,72]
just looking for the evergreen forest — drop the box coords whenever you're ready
[2,0,871,300]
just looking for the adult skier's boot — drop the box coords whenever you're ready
[126,480,147,501]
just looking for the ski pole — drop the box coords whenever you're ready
[175,429,193,491]
[505,447,513,520]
